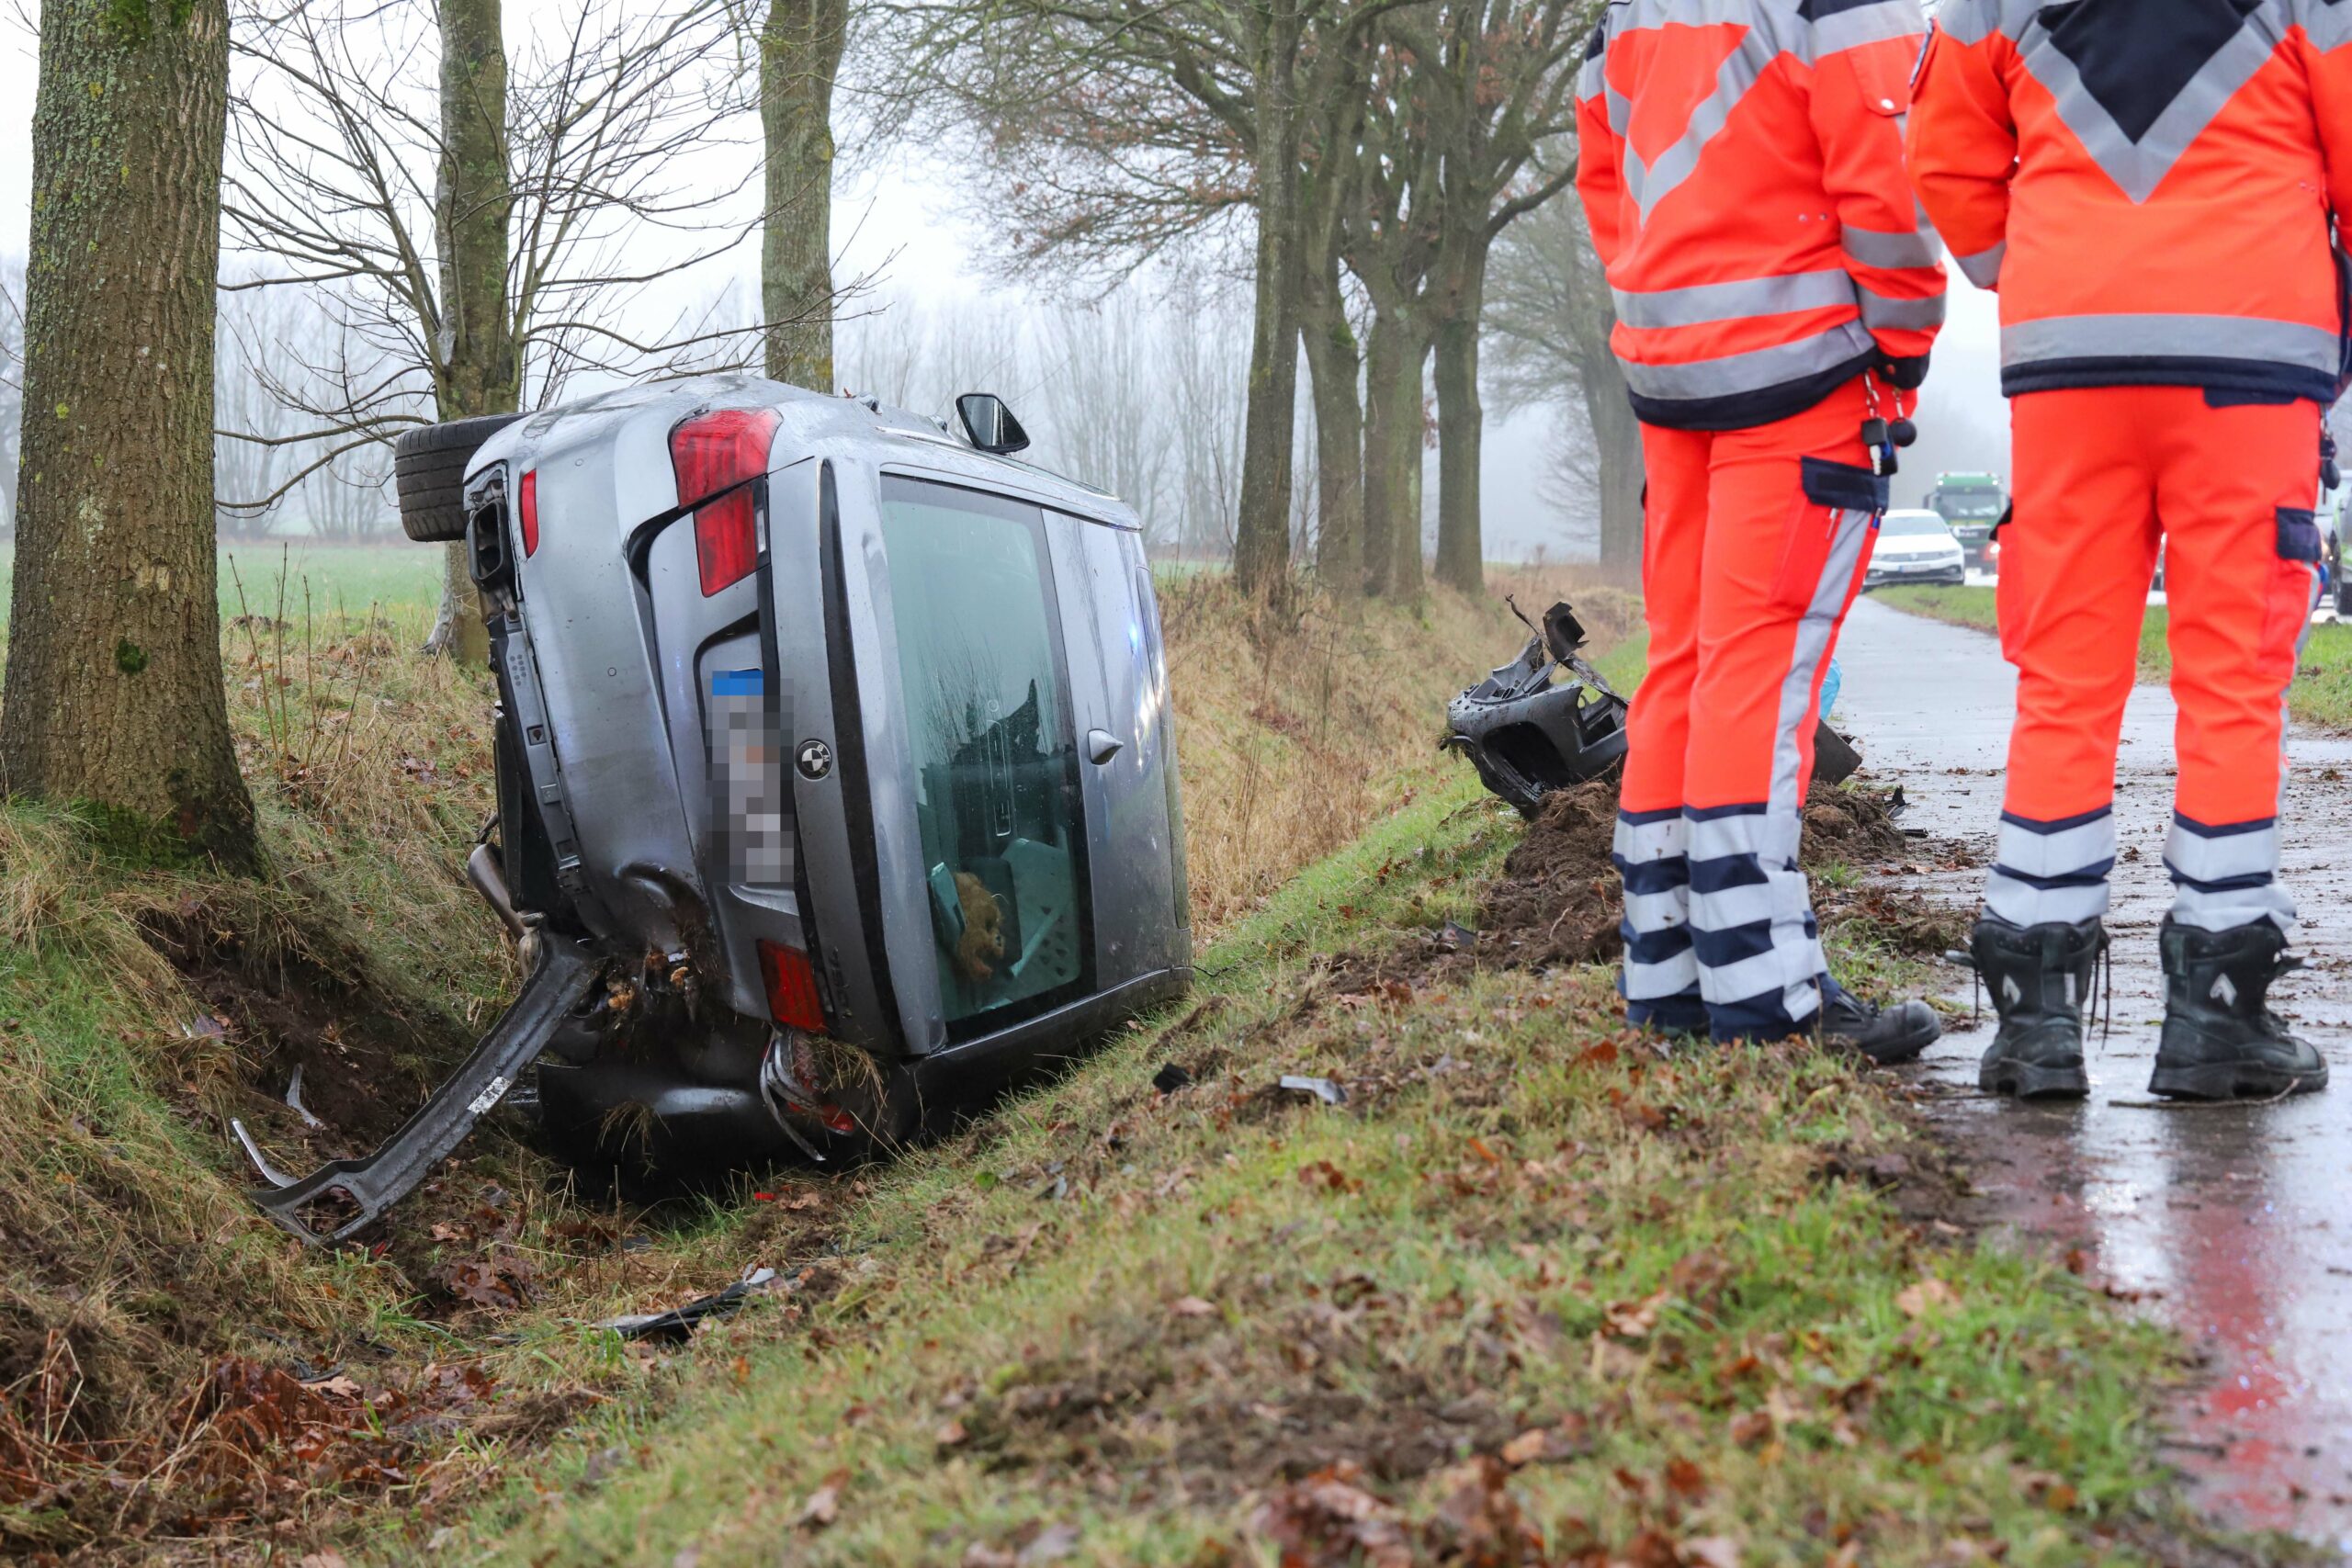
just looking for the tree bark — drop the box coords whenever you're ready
[1430,255,1487,593]
[1,0,255,866]
[1589,349,1645,574]
[1233,0,1306,597]
[423,0,517,664]
[763,0,846,391]
[1299,250,1363,592]
[1359,305,1426,598]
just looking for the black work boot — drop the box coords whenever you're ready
[1819,978,1941,1065]
[1970,916,2103,1100]
[2150,919,2329,1100]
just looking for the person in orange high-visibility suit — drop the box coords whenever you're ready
[1909,1,2345,1100]
[1577,0,1948,1055]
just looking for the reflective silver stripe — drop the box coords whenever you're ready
[1577,48,1607,101]
[1619,320,1875,401]
[1996,813,2114,880]
[2002,313,2340,372]
[1935,0,2044,46]
[1811,0,1928,60]
[2294,0,2352,50]
[1984,870,2110,927]
[1612,268,1856,330]
[1624,949,1701,999]
[2017,6,2284,203]
[2165,818,2280,884]
[1612,813,1687,863]
[1954,241,2005,289]
[1857,285,1946,333]
[1842,223,1940,270]
[2167,810,2295,934]
[1624,34,1772,220]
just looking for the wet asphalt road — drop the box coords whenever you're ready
[1833,596,2352,1551]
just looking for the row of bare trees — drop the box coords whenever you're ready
[0,0,843,867]
[877,0,1609,596]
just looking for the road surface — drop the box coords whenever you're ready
[1835,596,2352,1551]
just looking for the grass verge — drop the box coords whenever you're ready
[0,558,1616,1555]
[1872,583,2352,729]
[398,774,2228,1568]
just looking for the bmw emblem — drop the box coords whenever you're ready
[795,739,834,781]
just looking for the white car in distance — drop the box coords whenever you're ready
[1865,509,1967,589]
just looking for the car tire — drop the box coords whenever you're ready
[394,413,524,543]
[2338,580,2352,618]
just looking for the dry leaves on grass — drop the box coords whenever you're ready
[1896,1278,1961,1319]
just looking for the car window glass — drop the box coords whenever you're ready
[877,479,1091,1030]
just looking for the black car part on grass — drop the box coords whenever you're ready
[1442,599,1633,816]
[243,933,603,1246]
[1444,597,1860,818]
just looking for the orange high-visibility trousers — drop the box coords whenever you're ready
[1615,376,1883,1038]
[1986,388,2322,935]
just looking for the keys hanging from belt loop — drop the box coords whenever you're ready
[1861,374,1900,479]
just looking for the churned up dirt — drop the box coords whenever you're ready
[1467,775,1962,976]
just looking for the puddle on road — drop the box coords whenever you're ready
[1835,599,2352,1553]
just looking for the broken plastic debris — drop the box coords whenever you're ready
[1278,1074,1348,1107]
[1151,1062,1193,1094]
[231,1119,300,1190]
[285,1064,325,1129]
[1436,921,1479,953]
[598,1266,780,1342]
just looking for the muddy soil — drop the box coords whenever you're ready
[1838,596,2352,1556]
[144,899,467,1147]
[1465,773,1957,976]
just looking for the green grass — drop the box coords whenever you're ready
[396,774,2211,1568]
[1877,583,2352,728]
[0,541,443,638]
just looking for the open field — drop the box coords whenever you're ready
[0,568,2253,1564]
[1875,582,2352,729]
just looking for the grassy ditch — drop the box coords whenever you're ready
[0,554,1598,1556]
[406,774,2226,1568]
[1873,583,2352,729]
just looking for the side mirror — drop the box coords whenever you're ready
[955,392,1031,457]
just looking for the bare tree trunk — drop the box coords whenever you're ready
[1,0,255,867]
[1431,257,1486,593]
[423,0,517,663]
[1560,253,1645,573]
[1360,305,1425,598]
[1589,351,1645,573]
[1300,250,1362,592]
[763,0,845,390]
[1234,0,1305,597]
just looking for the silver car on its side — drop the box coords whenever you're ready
[249,376,1191,1242]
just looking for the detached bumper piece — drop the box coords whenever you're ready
[1442,599,1632,816]
[1443,596,1863,813]
[244,935,602,1246]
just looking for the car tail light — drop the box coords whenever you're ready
[671,409,780,595]
[518,469,540,557]
[758,940,826,1032]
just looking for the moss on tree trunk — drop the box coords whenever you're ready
[763,0,846,392]
[0,0,256,869]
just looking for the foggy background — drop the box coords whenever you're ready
[0,3,2015,560]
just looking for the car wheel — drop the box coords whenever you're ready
[394,413,525,543]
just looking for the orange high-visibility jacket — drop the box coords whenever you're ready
[1909,0,2352,402]
[1575,0,1947,431]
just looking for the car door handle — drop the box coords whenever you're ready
[1085,728,1124,764]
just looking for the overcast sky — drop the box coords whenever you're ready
[0,6,2013,558]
